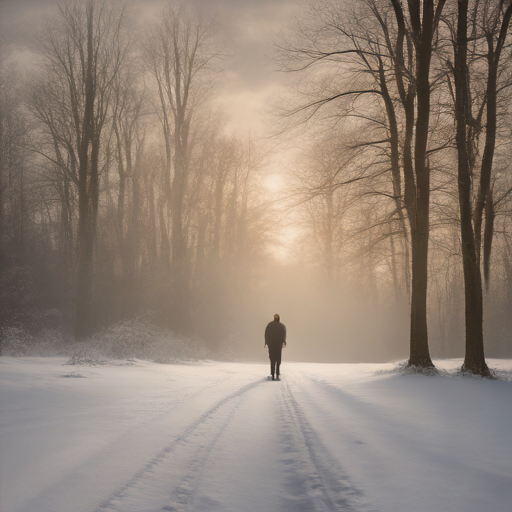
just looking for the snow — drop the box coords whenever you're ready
[1,357,511,512]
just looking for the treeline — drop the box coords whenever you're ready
[0,1,273,351]
[280,0,512,373]
[2,0,511,367]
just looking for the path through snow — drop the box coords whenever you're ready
[1,358,511,512]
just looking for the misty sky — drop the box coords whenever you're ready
[1,0,297,135]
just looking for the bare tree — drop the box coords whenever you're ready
[145,5,221,267]
[278,0,446,368]
[448,0,511,375]
[144,4,222,330]
[29,0,129,339]
[383,0,446,369]
[473,0,512,283]
[0,65,30,348]
[292,136,358,286]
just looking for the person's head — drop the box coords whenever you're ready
[274,314,280,322]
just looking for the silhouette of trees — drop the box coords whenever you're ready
[447,0,511,375]
[279,0,447,369]
[0,0,272,348]
[143,6,223,330]
[29,0,130,339]
[280,0,511,373]
[1,0,511,364]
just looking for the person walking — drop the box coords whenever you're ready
[264,314,287,380]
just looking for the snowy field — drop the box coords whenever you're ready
[1,357,511,512]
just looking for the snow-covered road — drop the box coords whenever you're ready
[1,357,511,512]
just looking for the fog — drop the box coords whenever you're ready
[1,0,511,366]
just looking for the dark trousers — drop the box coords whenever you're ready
[269,347,282,377]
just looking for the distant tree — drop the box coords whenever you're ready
[188,131,272,348]
[144,5,222,329]
[292,136,357,286]
[29,0,129,339]
[0,65,31,351]
[0,65,29,263]
[109,55,147,315]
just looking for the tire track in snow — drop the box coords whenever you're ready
[160,393,243,512]
[18,375,236,512]
[278,380,375,512]
[96,378,265,512]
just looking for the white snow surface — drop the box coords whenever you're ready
[1,357,511,512]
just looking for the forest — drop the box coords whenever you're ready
[1,0,511,374]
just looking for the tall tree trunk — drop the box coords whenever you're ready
[454,0,490,376]
[391,0,444,368]
[75,3,95,340]
[408,225,432,366]
[408,0,435,368]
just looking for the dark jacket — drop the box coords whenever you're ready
[265,320,287,349]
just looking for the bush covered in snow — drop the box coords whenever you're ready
[66,317,209,365]
[1,325,68,356]
[1,316,209,364]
